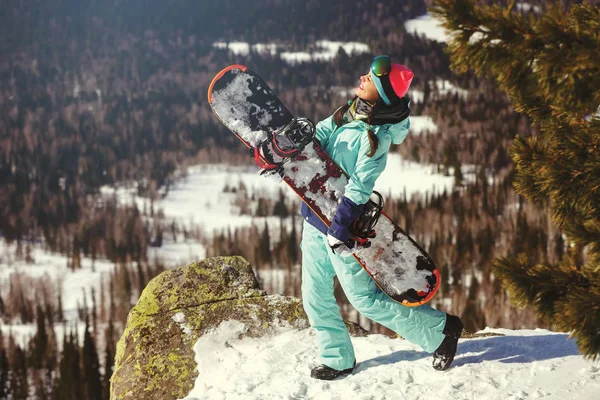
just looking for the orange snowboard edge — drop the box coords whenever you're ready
[207,64,248,103]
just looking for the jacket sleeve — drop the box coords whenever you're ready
[314,111,339,148]
[344,130,391,206]
[328,129,392,242]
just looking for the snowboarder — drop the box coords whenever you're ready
[301,55,463,380]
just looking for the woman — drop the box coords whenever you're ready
[301,55,463,380]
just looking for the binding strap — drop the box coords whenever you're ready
[253,145,278,170]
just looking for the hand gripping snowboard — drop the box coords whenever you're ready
[208,65,439,306]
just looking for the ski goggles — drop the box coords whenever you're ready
[370,55,395,105]
[370,55,391,77]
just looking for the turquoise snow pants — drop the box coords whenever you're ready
[301,221,447,370]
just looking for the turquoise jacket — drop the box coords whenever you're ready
[301,110,411,241]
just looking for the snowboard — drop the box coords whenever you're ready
[208,64,439,306]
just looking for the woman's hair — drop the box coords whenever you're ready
[333,96,379,157]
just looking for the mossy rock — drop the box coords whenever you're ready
[110,256,311,400]
[110,256,368,399]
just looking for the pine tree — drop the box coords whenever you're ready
[0,348,7,399]
[259,221,271,264]
[0,290,5,317]
[431,0,600,358]
[287,214,299,265]
[55,331,83,400]
[82,317,102,400]
[57,291,64,323]
[0,329,7,399]
[101,320,116,400]
[273,189,289,218]
[30,305,48,370]
[11,345,28,399]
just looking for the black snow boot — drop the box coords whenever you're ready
[432,314,463,371]
[310,361,356,380]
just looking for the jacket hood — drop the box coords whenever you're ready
[384,115,411,144]
[372,96,411,144]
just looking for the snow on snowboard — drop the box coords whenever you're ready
[208,65,439,306]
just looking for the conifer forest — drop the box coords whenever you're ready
[0,0,598,398]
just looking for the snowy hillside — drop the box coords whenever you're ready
[213,40,370,65]
[181,323,599,400]
[405,14,449,43]
[1,127,471,347]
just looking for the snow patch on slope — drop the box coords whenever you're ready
[405,14,449,43]
[181,323,600,400]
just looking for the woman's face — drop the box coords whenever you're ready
[354,72,379,102]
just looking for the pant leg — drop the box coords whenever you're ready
[301,221,355,370]
[330,246,447,353]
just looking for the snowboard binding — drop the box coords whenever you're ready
[253,117,315,177]
[348,191,384,248]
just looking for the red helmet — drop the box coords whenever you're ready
[388,64,414,99]
[371,56,414,105]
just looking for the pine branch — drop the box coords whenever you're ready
[430,1,600,124]
[492,255,600,358]
[554,267,600,359]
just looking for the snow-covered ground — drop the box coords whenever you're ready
[2,320,111,351]
[0,234,206,350]
[0,235,206,316]
[214,34,468,103]
[408,116,438,136]
[0,153,469,344]
[404,14,470,102]
[181,322,599,400]
[101,164,293,234]
[431,79,469,99]
[213,40,370,64]
[405,6,541,44]
[0,241,115,318]
[102,153,465,237]
[412,80,468,102]
[375,153,462,198]
[405,14,449,43]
